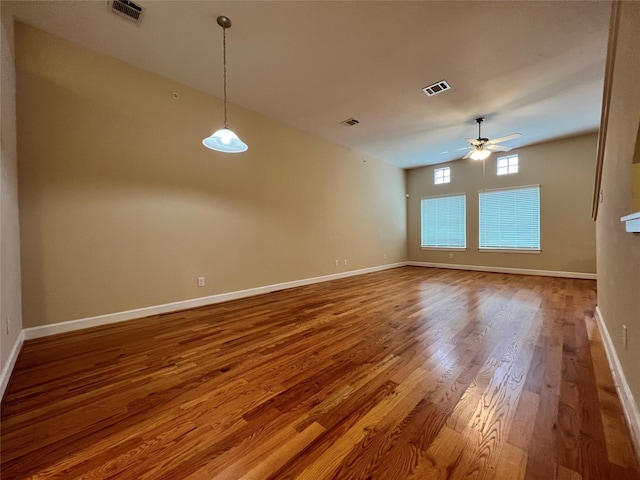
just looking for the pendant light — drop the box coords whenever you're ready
[202,16,248,153]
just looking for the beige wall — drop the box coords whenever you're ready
[596,1,640,419]
[1,11,23,375]
[15,23,407,328]
[407,133,597,273]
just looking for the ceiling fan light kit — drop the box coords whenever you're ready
[202,15,248,154]
[470,148,491,161]
[442,117,521,161]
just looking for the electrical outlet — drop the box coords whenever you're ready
[449,253,454,259]
[623,325,628,349]
[335,259,339,267]
[384,253,387,260]
[344,259,348,266]
[197,277,205,287]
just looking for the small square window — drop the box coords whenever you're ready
[434,166,451,184]
[497,155,518,175]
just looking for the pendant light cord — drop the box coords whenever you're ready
[222,25,228,128]
[202,16,247,153]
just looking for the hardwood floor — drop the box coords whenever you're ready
[2,267,638,479]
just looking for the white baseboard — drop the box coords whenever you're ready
[594,306,640,459]
[1,330,25,401]
[21,261,595,341]
[6,261,595,400]
[23,262,408,340]
[407,261,597,280]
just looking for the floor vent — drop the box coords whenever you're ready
[109,0,145,25]
[422,80,451,97]
[340,118,360,126]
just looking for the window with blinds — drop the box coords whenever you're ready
[479,186,540,251]
[421,194,466,248]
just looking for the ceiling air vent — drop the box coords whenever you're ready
[422,80,451,97]
[109,0,146,25]
[340,118,360,126]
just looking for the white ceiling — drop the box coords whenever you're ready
[3,1,611,169]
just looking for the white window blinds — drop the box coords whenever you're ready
[479,186,540,250]
[421,194,466,248]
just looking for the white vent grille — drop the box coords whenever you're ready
[340,118,360,126]
[109,0,145,25]
[422,80,451,97]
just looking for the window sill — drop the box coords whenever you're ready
[479,249,541,255]
[621,212,640,232]
[421,247,467,251]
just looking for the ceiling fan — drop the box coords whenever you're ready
[442,118,522,160]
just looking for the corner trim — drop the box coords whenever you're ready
[0,330,25,401]
[594,306,640,459]
[406,261,597,280]
[592,0,621,220]
[22,262,408,341]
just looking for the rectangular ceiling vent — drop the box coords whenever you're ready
[109,0,145,25]
[340,118,360,126]
[422,80,451,97]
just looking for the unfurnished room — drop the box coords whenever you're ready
[1,1,639,479]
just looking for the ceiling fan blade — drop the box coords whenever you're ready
[486,145,512,152]
[488,133,522,144]
[465,137,483,146]
[463,150,474,159]
[441,146,471,154]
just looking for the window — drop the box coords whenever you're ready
[497,155,519,175]
[479,186,540,251]
[434,167,450,184]
[421,194,466,248]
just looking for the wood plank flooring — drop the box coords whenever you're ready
[2,267,639,479]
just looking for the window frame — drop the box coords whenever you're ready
[497,154,519,176]
[434,166,451,185]
[420,193,467,250]
[478,185,541,253]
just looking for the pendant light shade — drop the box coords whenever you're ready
[202,16,247,153]
[202,128,248,153]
